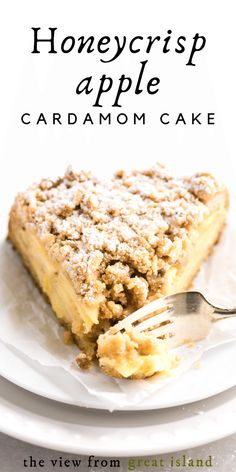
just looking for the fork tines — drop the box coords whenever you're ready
[134,305,173,335]
[109,297,173,338]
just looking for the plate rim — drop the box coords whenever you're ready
[1,421,235,457]
[0,376,236,456]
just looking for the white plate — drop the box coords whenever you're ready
[0,340,236,410]
[0,374,235,456]
[1,200,236,411]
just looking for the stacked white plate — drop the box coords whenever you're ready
[0,338,236,456]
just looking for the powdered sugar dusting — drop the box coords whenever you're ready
[13,164,221,316]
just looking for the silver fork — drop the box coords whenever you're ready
[109,291,236,348]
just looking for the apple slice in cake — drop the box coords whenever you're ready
[8,164,228,378]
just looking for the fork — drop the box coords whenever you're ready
[109,291,236,348]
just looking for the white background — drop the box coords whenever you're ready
[0,0,236,223]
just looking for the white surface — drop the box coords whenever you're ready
[0,375,236,456]
[1,432,236,472]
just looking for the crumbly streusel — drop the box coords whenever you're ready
[16,164,222,321]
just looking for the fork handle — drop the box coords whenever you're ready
[213,307,236,319]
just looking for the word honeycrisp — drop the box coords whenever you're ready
[31,27,207,107]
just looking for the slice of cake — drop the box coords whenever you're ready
[8,164,228,378]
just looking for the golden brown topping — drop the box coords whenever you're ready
[14,163,222,315]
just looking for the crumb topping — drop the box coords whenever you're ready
[15,164,221,319]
